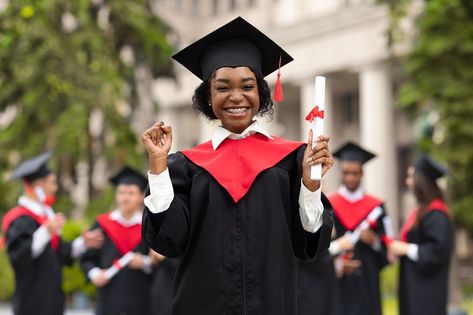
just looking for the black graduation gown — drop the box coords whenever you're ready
[331,195,389,315]
[142,142,333,315]
[81,220,152,315]
[297,250,342,315]
[399,210,453,315]
[5,214,74,315]
[150,258,178,315]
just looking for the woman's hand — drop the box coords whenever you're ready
[141,121,173,175]
[302,130,334,191]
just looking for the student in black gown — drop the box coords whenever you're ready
[328,142,391,315]
[81,167,154,315]
[1,152,103,315]
[140,17,334,315]
[389,154,453,315]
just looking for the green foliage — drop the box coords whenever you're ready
[380,263,399,298]
[0,0,173,216]
[379,0,473,232]
[0,250,14,301]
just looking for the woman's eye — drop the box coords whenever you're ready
[216,86,229,91]
[242,85,254,90]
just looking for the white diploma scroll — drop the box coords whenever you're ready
[347,206,383,244]
[307,76,326,181]
[105,252,135,279]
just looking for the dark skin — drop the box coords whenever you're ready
[141,66,334,192]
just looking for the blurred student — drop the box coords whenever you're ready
[329,142,390,315]
[81,167,154,315]
[2,152,103,315]
[389,154,453,315]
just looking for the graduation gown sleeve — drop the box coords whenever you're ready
[142,152,191,258]
[416,211,453,274]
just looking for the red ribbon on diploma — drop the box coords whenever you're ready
[305,105,325,122]
[113,259,124,270]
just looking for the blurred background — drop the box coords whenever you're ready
[0,0,472,314]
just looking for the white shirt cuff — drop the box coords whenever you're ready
[71,236,86,259]
[298,180,324,233]
[371,235,382,252]
[88,267,101,281]
[31,225,51,258]
[142,256,153,274]
[144,169,175,214]
[406,243,419,261]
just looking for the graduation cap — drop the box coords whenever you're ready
[172,16,293,101]
[414,153,447,181]
[10,151,53,182]
[333,142,376,165]
[110,167,148,192]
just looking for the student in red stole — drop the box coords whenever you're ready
[327,142,391,315]
[81,167,154,315]
[389,154,453,315]
[2,152,103,315]
[140,17,334,315]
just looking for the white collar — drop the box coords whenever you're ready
[338,185,365,203]
[211,120,273,151]
[109,209,142,227]
[18,196,55,218]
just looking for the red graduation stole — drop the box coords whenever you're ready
[400,198,449,242]
[329,193,384,231]
[97,212,142,255]
[1,206,60,251]
[181,133,304,203]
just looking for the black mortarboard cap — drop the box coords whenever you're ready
[172,16,293,80]
[333,142,376,165]
[10,151,52,182]
[414,153,447,181]
[110,167,148,192]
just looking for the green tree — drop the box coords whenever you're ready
[0,0,173,216]
[378,0,473,231]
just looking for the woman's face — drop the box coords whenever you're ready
[209,66,260,133]
[405,166,415,192]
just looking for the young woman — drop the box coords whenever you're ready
[140,17,334,315]
[389,154,453,315]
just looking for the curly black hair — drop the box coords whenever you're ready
[191,68,275,120]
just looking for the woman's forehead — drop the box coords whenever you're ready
[212,66,256,80]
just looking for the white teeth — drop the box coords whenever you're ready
[226,108,247,113]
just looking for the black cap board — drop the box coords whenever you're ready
[10,151,53,182]
[110,167,148,192]
[414,154,447,181]
[172,16,293,80]
[333,142,376,165]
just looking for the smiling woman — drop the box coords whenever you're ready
[140,16,335,315]
[192,66,274,130]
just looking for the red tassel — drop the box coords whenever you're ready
[273,56,284,102]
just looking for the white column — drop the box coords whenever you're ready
[359,62,398,229]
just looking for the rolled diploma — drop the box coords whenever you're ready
[347,206,383,244]
[105,252,135,279]
[311,76,326,181]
